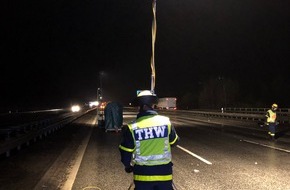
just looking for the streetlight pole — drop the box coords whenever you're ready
[97,71,105,102]
[97,72,105,128]
[150,0,157,93]
[97,88,102,102]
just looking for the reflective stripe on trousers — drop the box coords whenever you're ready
[134,174,172,181]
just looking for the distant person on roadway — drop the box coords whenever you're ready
[265,103,278,140]
[119,90,179,190]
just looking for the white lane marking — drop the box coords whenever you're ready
[62,127,93,190]
[171,121,185,126]
[177,145,212,165]
[123,115,136,118]
[82,186,101,190]
[243,139,290,153]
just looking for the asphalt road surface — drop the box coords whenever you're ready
[0,108,290,190]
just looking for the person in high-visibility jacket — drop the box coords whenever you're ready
[119,90,179,190]
[265,103,278,140]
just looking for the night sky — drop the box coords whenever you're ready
[1,0,290,111]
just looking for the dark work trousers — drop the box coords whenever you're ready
[134,180,173,190]
[268,123,276,137]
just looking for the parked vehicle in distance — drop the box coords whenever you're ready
[156,97,177,110]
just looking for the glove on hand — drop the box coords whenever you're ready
[125,166,133,173]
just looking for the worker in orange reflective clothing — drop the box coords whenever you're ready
[119,90,179,190]
[265,103,278,140]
